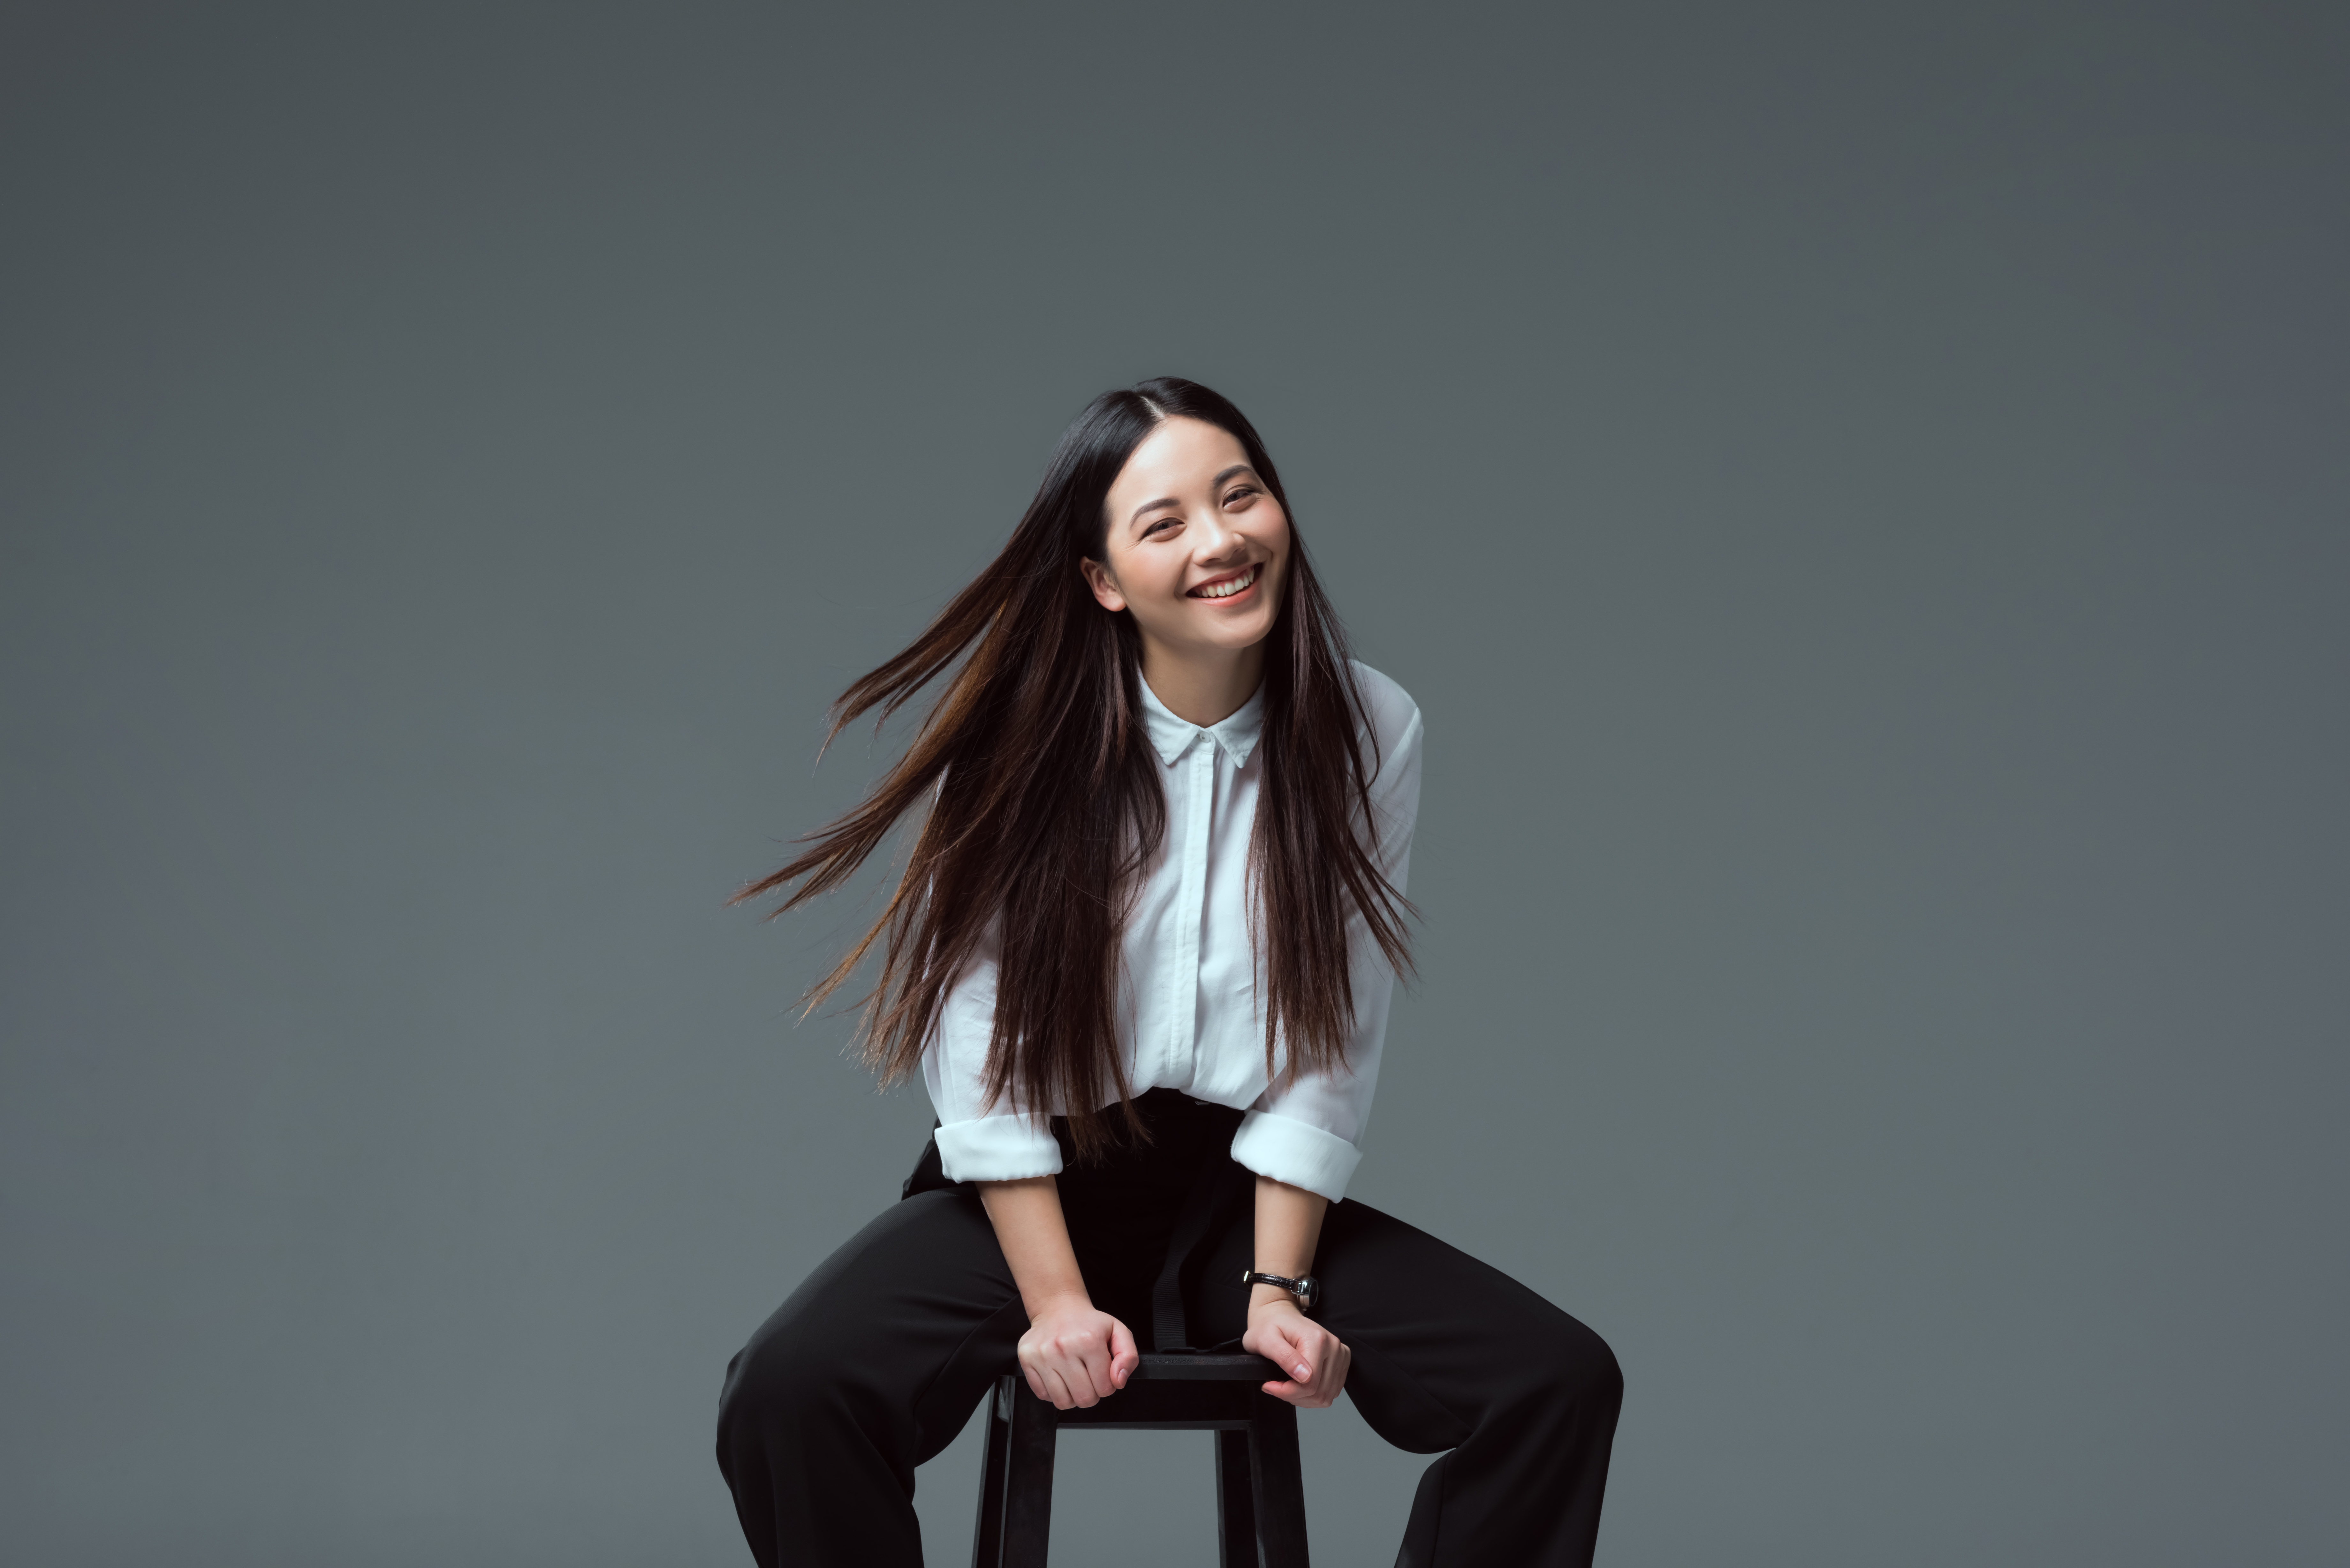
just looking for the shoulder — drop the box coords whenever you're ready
[1347,660,1423,770]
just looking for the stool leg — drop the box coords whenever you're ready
[1215,1428,1258,1568]
[970,1378,1013,1568]
[999,1381,1059,1567]
[1248,1392,1310,1568]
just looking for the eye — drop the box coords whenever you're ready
[1142,516,1180,539]
[1223,486,1258,508]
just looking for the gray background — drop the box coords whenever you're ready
[3,2,2344,1564]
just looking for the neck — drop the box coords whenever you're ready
[1138,638,1265,727]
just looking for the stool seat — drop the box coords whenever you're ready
[970,1353,1309,1566]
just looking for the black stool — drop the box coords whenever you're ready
[968,1353,1309,1567]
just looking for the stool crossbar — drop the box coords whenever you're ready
[969,1353,1309,1567]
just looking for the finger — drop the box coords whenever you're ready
[1300,1354,1342,1406]
[1279,1352,1327,1406]
[1039,1365,1078,1411]
[1263,1319,1315,1384]
[1307,1338,1349,1403]
[1071,1327,1118,1405]
[1068,1356,1104,1408]
[1076,1334,1114,1404]
[1027,1330,1083,1406]
[1109,1319,1139,1389]
[1063,1357,1105,1409]
[1269,1330,1344,1407]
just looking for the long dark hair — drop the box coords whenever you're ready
[737,377,1412,1159]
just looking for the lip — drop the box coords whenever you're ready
[1186,563,1262,604]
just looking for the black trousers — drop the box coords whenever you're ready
[716,1092,1622,1567]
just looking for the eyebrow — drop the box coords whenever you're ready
[1127,465,1261,528]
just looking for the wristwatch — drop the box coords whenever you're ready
[1240,1269,1321,1312]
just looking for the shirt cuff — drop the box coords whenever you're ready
[1229,1111,1363,1204]
[934,1115,1064,1183]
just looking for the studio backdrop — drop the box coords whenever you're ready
[2,4,2344,1565]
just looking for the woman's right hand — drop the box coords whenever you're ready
[1017,1295,1139,1409]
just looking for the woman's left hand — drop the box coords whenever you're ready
[1243,1299,1350,1407]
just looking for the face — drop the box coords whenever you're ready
[1083,416,1291,661]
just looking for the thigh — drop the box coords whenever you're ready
[720,1185,1027,1465]
[1186,1195,1616,1454]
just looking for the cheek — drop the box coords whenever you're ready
[1108,545,1177,608]
[1265,513,1293,566]
[1264,518,1295,588]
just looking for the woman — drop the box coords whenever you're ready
[716,379,1622,1566]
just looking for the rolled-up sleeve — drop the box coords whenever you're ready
[921,925,1064,1182]
[1232,690,1423,1203]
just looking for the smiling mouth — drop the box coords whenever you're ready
[1188,565,1259,600]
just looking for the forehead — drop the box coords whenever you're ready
[1107,417,1251,505]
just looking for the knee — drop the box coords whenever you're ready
[717,1305,847,1446]
[1523,1312,1624,1421]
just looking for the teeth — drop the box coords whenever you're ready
[1195,567,1257,599]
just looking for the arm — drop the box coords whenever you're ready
[1236,679,1423,1406]
[1242,1175,1350,1406]
[926,928,1134,1408]
[1231,693,1424,1196]
[977,1176,1138,1409]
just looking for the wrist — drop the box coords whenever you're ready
[1240,1267,1320,1314]
[1249,1286,1306,1316]
[1026,1288,1094,1323]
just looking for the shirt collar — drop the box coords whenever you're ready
[1137,675,1266,769]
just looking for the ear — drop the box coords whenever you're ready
[1080,557,1127,613]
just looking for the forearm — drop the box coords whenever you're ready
[1250,1174,1329,1312]
[977,1176,1092,1321]
[1243,1174,1348,1406]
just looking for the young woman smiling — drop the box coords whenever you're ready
[716,379,1622,1566]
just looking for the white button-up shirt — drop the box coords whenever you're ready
[922,661,1422,1203]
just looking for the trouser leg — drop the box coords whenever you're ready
[715,1186,1025,1568]
[1188,1193,1623,1568]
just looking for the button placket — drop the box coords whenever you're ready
[1169,737,1214,1082]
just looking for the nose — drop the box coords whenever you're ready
[1192,510,1249,563]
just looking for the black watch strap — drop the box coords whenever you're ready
[1240,1269,1321,1311]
